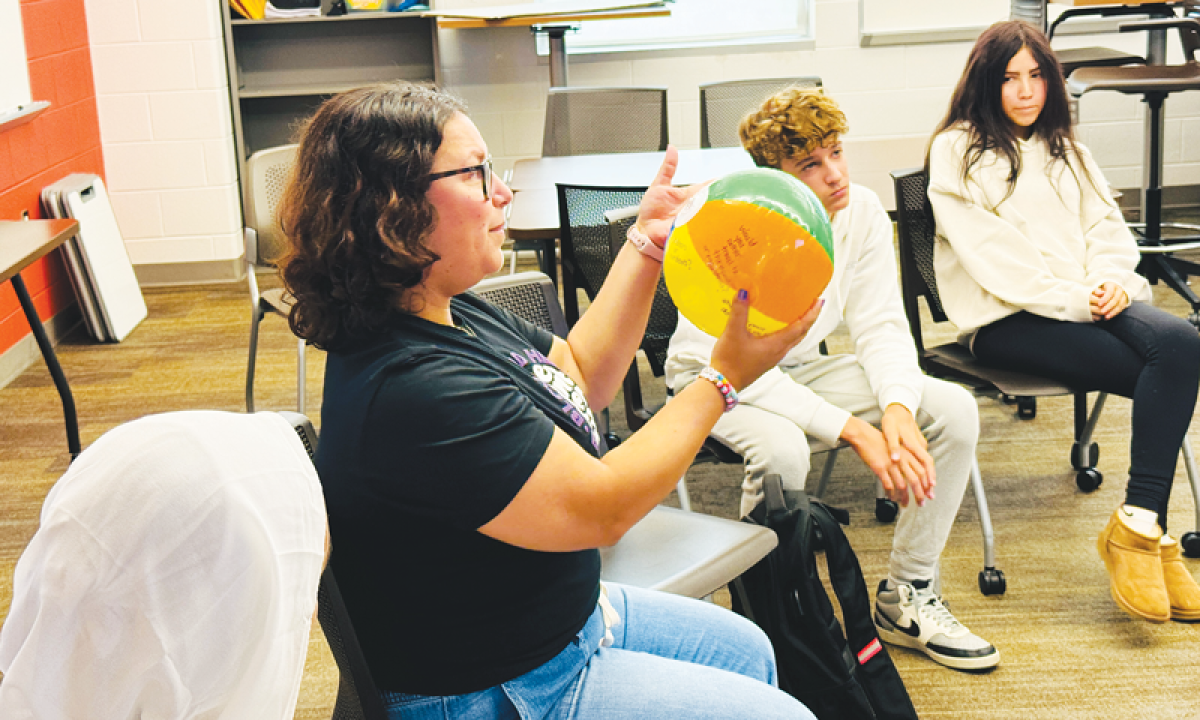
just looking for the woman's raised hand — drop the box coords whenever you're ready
[634,145,820,390]
[709,292,822,392]
[634,146,708,248]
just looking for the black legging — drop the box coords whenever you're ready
[973,302,1200,532]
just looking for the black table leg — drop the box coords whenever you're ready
[539,237,558,287]
[11,273,80,460]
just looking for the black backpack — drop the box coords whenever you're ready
[730,475,919,720]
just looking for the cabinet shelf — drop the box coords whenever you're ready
[236,79,433,99]
[222,2,439,221]
[231,10,424,25]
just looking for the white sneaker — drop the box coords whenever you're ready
[874,580,1000,671]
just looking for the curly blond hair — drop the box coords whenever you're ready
[738,87,848,169]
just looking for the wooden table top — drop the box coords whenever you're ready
[508,146,752,192]
[0,219,79,285]
[1060,0,1180,5]
[505,147,754,239]
[431,0,668,28]
[436,6,668,28]
[507,189,561,241]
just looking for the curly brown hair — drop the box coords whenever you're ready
[738,87,848,169]
[277,82,467,351]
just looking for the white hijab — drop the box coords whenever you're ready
[0,411,327,720]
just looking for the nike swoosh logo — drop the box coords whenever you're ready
[896,622,921,638]
[882,613,921,638]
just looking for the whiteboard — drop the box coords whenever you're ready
[859,0,1011,46]
[0,0,32,117]
[861,0,1009,33]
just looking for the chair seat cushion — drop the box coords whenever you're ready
[1068,62,1200,96]
[926,342,1075,397]
[259,287,294,318]
[1057,46,1144,76]
[599,506,777,598]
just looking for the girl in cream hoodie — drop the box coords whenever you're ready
[928,19,1200,624]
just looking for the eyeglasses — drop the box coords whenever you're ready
[427,157,493,200]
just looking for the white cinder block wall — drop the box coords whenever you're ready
[82,0,1200,276]
[83,0,242,273]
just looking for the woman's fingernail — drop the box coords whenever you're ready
[737,289,747,301]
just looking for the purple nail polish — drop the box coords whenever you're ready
[737,289,747,301]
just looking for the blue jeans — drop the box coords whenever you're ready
[380,583,814,719]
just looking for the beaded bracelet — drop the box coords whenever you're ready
[699,366,739,412]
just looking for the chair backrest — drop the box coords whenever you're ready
[699,77,823,149]
[556,184,648,317]
[246,144,298,267]
[1009,0,1047,32]
[604,205,679,433]
[279,411,389,720]
[604,205,677,378]
[542,87,668,157]
[891,167,951,358]
[317,566,389,720]
[471,272,569,336]
[1180,16,1200,61]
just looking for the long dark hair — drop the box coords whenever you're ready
[928,20,1092,200]
[278,82,466,351]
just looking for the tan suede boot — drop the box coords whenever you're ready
[1161,538,1200,622]
[1097,509,1170,623]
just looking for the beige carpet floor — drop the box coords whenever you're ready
[2,252,1200,718]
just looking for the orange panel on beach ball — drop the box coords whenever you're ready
[664,168,834,337]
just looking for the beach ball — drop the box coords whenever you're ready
[664,168,834,337]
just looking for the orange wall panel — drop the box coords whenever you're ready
[1,0,104,356]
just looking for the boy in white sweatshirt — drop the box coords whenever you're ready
[665,87,999,671]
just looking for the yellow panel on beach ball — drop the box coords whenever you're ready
[664,167,834,337]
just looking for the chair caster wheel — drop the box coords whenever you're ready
[604,433,622,449]
[1071,442,1099,470]
[978,568,1007,596]
[1001,393,1018,405]
[1076,468,1103,492]
[1188,312,1200,331]
[1016,397,1036,419]
[875,498,899,523]
[1181,531,1200,559]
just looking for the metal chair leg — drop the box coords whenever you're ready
[811,447,840,498]
[296,338,307,414]
[676,476,692,512]
[246,306,263,414]
[504,168,519,275]
[972,458,1006,595]
[1072,392,1107,491]
[246,264,263,414]
[1179,437,1200,557]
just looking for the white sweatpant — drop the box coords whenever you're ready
[706,354,980,584]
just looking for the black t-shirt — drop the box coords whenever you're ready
[316,292,603,696]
